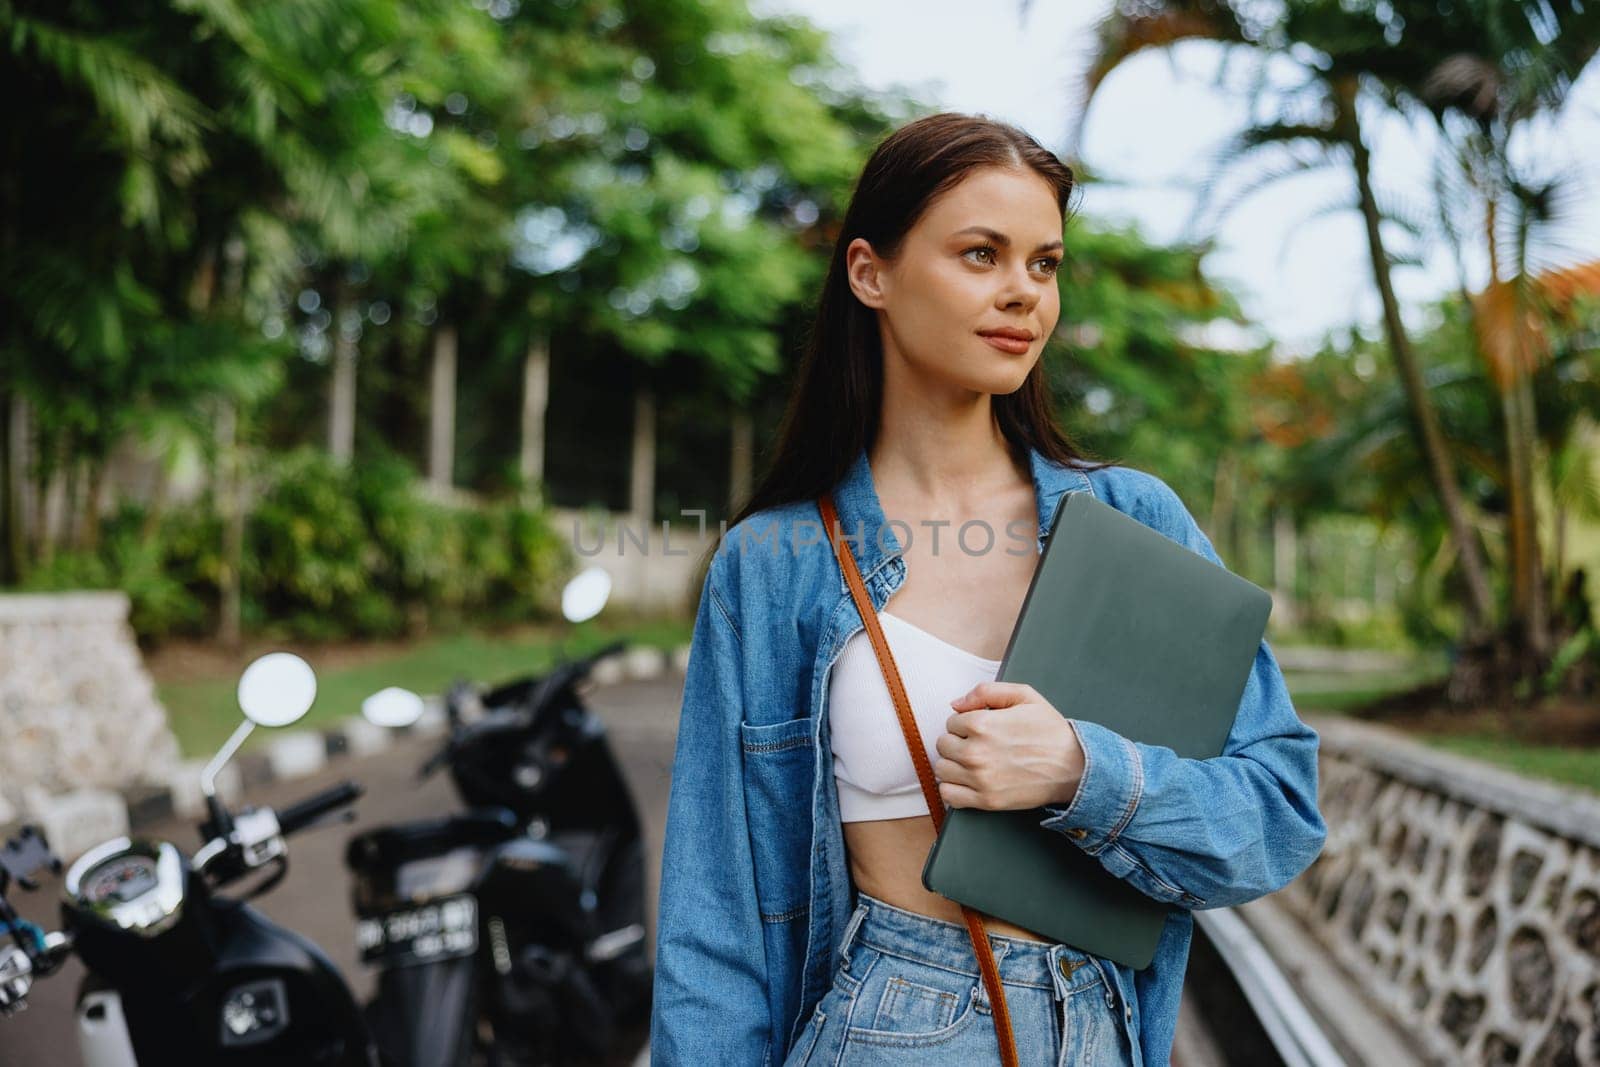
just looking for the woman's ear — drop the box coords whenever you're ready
[844,237,889,309]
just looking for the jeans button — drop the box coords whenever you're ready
[1058,957,1084,979]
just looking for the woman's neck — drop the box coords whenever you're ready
[870,405,1026,514]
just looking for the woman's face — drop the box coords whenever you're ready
[846,165,1064,396]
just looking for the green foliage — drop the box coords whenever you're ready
[242,448,572,640]
[20,503,219,640]
[22,451,571,644]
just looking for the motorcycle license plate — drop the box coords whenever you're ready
[357,894,478,967]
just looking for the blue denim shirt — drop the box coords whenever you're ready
[650,444,1327,1066]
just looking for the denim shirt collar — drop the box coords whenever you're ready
[826,442,1095,593]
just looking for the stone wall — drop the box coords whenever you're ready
[0,593,181,822]
[551,507,717,614]
[1284,715,1600,1066]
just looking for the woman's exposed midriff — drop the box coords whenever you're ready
[843,813,1052,942]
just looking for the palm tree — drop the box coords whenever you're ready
[1393,0,1600,686]
[1068,0,1500,640]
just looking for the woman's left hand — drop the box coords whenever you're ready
[934,681,1084,811]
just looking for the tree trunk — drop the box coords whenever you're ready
[1273,507,1297,597]
[1210,450,1236,563]
[1,388,23,583]
[1502,376,1548,658]
[328,309,357,464]
[1483,199,1551,672]
[428,324,457,492]
[59,455,80,555]
[217,399,243,649]
[630,386,656,526]
[79,456,107,552]
[37,459,62,567]
[729,409,753,515]
[1554,503,1566,582]
[519,334,549,498]
[1343,82,1495,635]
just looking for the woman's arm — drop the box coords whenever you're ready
[1036,482,1327,910]
[649,552,773,1062]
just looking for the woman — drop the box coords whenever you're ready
[649,112,1326,1066]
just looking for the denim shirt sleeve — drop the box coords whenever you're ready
[649,551,773,1063]
[1037,481,1328,911]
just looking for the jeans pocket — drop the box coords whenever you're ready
[843,960,985,1050]
[871,976,958,1032]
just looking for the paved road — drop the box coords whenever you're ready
[0,673,683,1066]
[3,669,1236,1066]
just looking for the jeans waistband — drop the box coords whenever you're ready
[843,891,1109,999]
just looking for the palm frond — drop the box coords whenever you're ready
[1188,126,1345,233]
[6,13,210,151]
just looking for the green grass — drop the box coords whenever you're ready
[163,632,1598,798]
[158,616,693,758]
[1287,658,1600,795]
[1419,735,1600,795]
[1284,662,1450,714]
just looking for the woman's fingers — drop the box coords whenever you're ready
[937,779,984,809]
[933,730,963,760]
[948,681,1034,712]
[932,755,975,786]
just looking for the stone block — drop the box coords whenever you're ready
[23,787,129,863]
[591,656,626,688]
[340,717,393,758]
[166,758,241,820]
[265,731,327,781]
[622,645,666,681]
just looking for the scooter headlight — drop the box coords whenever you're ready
[219,977,289,1047]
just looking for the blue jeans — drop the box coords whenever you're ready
[783,891,1136,1065]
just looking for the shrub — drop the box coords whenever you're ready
[13,449,573,644]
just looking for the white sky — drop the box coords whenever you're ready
[753,0,1600,355]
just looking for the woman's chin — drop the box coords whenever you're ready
[970,365,1034,396]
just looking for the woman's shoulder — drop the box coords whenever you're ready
[1081,463,1191,526]
[1081,462,1220,563]
[705,499,825,595]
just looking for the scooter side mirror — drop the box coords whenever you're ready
[202,653,319,810]
[361,687,426,729]
[237,652,318,728]
[561,565,611,624]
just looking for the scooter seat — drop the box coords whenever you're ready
[345,807,520,874]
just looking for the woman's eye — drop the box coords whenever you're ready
[964,246,1062,276]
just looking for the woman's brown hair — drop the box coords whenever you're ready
[694,111,1113,589]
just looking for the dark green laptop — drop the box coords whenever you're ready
[920,490,1272,969]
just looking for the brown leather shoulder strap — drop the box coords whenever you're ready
[819,493,1019,1067]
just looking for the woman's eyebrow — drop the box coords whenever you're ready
[951,226,1064,254]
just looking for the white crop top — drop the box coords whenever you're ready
[829,611,1002,822]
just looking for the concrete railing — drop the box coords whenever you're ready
[1281,715,1600,1066]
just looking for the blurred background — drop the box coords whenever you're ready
[0,0,1597,1064]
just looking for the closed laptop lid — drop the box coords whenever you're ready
[922,490,1272,968]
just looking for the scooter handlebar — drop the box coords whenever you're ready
[277,781,363,836]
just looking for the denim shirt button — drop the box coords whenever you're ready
[1067,827,1087,840]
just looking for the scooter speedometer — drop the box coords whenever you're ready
[64,840,186,937]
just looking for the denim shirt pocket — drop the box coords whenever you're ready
[739,716,815,922]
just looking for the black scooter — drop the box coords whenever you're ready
[344,565,652,1066]
[0,652,382,1066]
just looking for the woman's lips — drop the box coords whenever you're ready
[979,333,1031,354]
